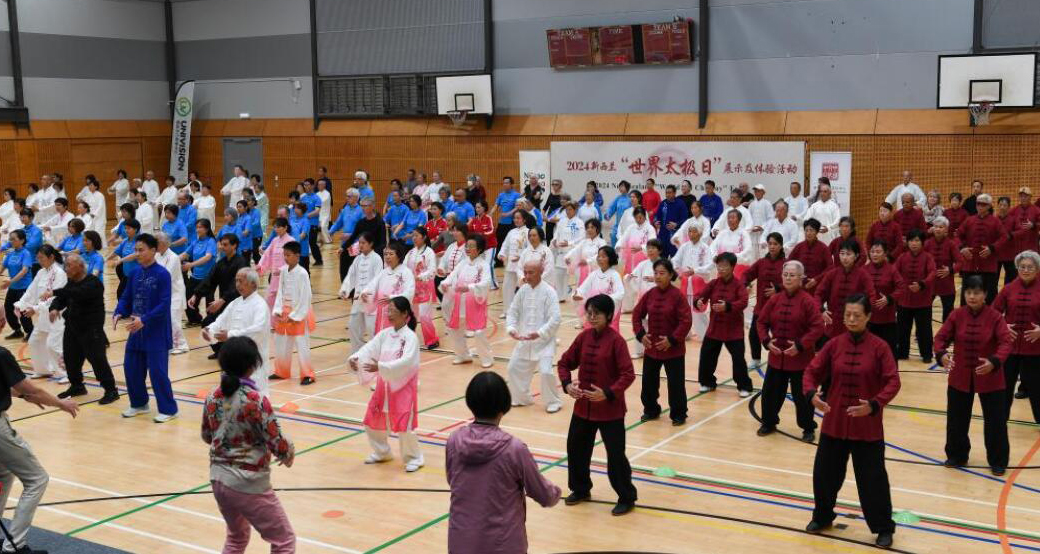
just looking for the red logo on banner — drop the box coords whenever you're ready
[821,162,839,181]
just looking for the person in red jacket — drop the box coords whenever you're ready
[993,250,1040,423]
[557,293,638,516]
[803,294,900,549]
[790,219,832,291]
[866,202,904,260]
[995,196,1017,286]
[641,178,661,221]
[934,275,1013,475]
[633,259,693,426]
[743,232,787,371]
[693,252,753,396]
[893,193,926,236]
[1008,188,1040,265]
[468,200,498,288]
[894,229,937,363]
[924,217,962,322]
[944,192,969,237]
[957,194,1008,304]
[755,259,824,441]
[814,240,877,342]
[864,241,904,358]
[828,216,865,266]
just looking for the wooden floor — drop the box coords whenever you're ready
[4,243,1039,554]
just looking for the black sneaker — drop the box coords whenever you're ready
[611,501,635,516]
[991,467,1006,476]
[564,492,590,506]
[426,342,440,350]
[943,459,965,468]
[671,418,686,427]
[301,377,315,386]
[206,352,219,360]
[801,430,816,443]
[875,531,894,548]
[1015,389,1028,399]
[805,520,832,534]
[640,413,660,422]
[756,425,775,437]
[5,331,23,340]
[57,386,88,399]
[99,390,120,405]
[14,544,49,554]
[269,373,284,380]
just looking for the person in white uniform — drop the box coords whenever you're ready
[747,184,775,261]
[550,202,584,295]
[14,245,66,380]
[711,190,753,237]
[671,200,711,250]
[221,165,249,209]
[194,183,217,228]
[506,260,562,413]
[203,267,272,397]
[82,178,107,235]
[802,180,842,245]
[340,233,383,356]
[141,170,161,232]
[884,170,926,209]
[40,198,73,246]
[317,178,332,243]
[108,169,130,209]
[784,181,809,223]
[156,232,190,355]
[761,200,801,255]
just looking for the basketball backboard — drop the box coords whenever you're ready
[937,53,1038,108]
[436,74,493,115]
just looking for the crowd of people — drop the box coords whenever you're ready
[0,165,1036,553]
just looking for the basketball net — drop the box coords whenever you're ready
[447,110,470,128]
[969,101,994,126]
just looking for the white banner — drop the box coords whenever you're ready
[519,150,550,186]
[809,151,852,216]
[549,141,805,206]
[169,80,195,185]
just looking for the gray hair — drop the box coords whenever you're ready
[932,216,949,227]
[237,267,260,288]
[64,253,84,268]
[224,207,238,218]
[782,260,805,276]
[1015,250,1040,270]
[773,199,789,210]
[155,232,170,245]
[346,187,359,198]
[560,193,573,202]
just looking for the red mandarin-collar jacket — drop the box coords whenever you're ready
[996,214,1017,262]
[692,274,749,342]
[956,213,1009,273]
[924,236,962,297]
[944,207,968,238]
[632,284,692,360]
[803,331,901,441]
[426,217,449,254]
[993,277,1040,356]
[934,305,1012,393]
[893,250,936,309]
[1008,204,1040,257]
[864,261,903,324]
[790,239,833,283]
[866,219,904,259]
[828,236,866,267]
[755,288,824,371]
[894,207,927,236]
[468,214,496,248]
[742,253,785,316]
[557,326,635,421]
[815,265,877,337]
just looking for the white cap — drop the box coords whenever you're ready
[977,193,993,204]
[752,184,766,191]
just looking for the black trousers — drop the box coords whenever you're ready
[308,227,323,265]
[946,386,1009,469]
[339,248,355,282]
[698,338,752,391]
[494,222,513,266]
[1004,355,1040,423]
[201,303,229,354]
[812,434,895,534]
[760,367,816,432]
[64,325,117,394]
[748,314,762,362]
[640,356,687,421]
[961,272,998,305]
[3,289,32,335]
[185,277,213,325]
[999,260,1018,287]
[115,263,127,301]
[434,275,445,302]
[251,237,262,264]
[867,322,898,360]
[938,294,955,322]
[300,257,310,273]
[896,306,933,361]
[566,415,637,503]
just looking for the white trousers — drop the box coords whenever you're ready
[273,333,314,379]
[632,316,647,357]
[448,327,492,366]
[319,214,331,242]
[366,427,422,464]
[507,356,561,408]
[501,271,518,312]
[688,296,708,340]
[171,307,189,351]
[27,327,63,376]
[553,267,569,297]
[348,307,376,356]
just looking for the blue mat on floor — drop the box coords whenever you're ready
[2,522,131,554]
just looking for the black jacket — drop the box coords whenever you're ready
[194,253,248,304]
[51,274,106,328]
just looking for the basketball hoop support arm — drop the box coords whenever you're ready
[483,0,494,129]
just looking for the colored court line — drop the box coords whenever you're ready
[998,435,1040,553]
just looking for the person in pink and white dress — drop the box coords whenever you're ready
[405,227,439,349]
[616,207,654,312]
[349,296,425,473]
[441,236,494,367]
[710,210,755,281]
[496,210,531,318]
[673,224,714,340]
[516,227,554,291]
[361,241,415,335]
[625,239,663,359]
[572,246,625,332]
[550,201,584,296]
[564,219,607,328]
[340,233,383,356]
[256,215,295,309]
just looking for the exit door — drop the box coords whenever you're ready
[222,137,263,207]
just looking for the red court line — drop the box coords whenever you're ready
[998,434,1040,553]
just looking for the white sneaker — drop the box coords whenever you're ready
[153,413,177,423]
[452,357,473,365]
[122,406,150,418]
[631,353,643,360]
[573,322,583,329]
[481,361,494,369]
[546,403,562,414]
[404,458,425,472]
[364,452,392,464]
[465,330,475,338]
[498,313,506,320]
[370,382,376,391]
[57,375,69,385]
[28,372,51,380]
[738,390,752,398]
[749,359,761,370]
[698,385,712,393]
[171,347,190,355]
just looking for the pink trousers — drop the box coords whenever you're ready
[212,480,296,554]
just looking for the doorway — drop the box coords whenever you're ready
[222,137,263,209]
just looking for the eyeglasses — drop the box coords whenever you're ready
[781,272,802,278]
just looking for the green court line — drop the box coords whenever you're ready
[66,393,466,537]
[886,402,1039,428]
[364,379,736,553]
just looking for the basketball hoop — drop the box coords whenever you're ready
[969,101,994,126]
[447,109,470,128]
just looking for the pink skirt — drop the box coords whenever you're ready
[364,374,418,433]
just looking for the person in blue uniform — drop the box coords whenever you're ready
[1,229,35,340]
[700,180,725,227]
[58,218,86,255]
[162,205,189,256]
[654,185,689,257]
[114,233,177,423]
[107,219,141,299]
[290,202,312,272]
[302,179,323,266]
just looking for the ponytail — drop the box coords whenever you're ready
[217,336,263,397]
[220,373,241,397]
[390,296,418,331]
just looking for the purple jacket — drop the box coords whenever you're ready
[446,423,560,554]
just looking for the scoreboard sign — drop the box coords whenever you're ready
[597,25,636,65]
[547,28,594,67]
[546,20,694,69]
[641,21,693,64]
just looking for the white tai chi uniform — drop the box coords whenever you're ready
[550,215,583,294]
[206,291,272,396]
[272,264,315,380]
[194,194,216,228]
[803,198,842,245]
[671,215,711,249]
[626,256,660,358]
[747,197,774,260]
[784,195,809,223]
[142,179,161,231]
[318,189,332,242]
[83,189,107,235]
[515,244,554,289]
[711,205,753,236]
[761,216,802,255]
[361,264,415,336]
[440,256,493,366]
[506,281,562,411]
[41,211,73,246]
[340,251,383,356]
[221,175,249,209]
[616,221,654,311]
[563,236,606,325]
[108,177,130,209]
[158,185,179,217]
[674,240,714,340]
[885,182,926,209]
[404,244,439,348]
[15,263,66,378]
[134,203,154,233]
[496,225,528,315]
[157,249,189,353]
[35,187,60,224]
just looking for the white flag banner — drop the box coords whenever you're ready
[549,141,805,206]
[169,80,195,185]
[519,150,550,187]
[809,151,853,216]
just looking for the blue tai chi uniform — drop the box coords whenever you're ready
[115,262,176,415]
